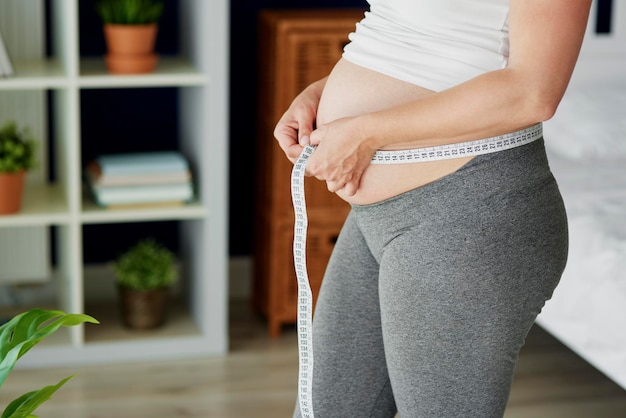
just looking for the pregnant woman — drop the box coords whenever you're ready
[274,1,592,416]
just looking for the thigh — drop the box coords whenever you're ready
[294,212,397,418]
[377,147,568,417]
[379,231,539,418]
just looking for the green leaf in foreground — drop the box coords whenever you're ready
[0,309,99,418]
[0,309,98,388]
[1,375,74,418]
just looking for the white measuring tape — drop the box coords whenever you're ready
[290,123,543,418]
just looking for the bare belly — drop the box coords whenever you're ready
[317,58,473,205]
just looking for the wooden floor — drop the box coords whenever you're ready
[2,301,626,418]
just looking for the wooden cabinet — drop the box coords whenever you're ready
[254,9,365,337]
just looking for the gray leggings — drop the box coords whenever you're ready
[294,139,568,418]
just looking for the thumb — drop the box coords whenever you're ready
[308,129,322,146]
[298,128,312,145]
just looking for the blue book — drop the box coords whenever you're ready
[96,151,189,176]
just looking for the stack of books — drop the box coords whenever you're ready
[86,151,194,208]
[0,29,13,77]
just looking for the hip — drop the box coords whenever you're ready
[350,138,568,243]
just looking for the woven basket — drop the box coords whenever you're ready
[118,286,169,330]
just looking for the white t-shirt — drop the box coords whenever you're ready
[343,0,510,91]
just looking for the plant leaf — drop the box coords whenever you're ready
[0,309,98,389]
[1,375,74,418]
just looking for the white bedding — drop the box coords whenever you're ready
[536,125,626,390]
[532,0,626,392]
[544,82,626,161]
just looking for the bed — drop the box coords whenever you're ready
[535,0,626,390]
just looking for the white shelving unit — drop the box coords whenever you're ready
[0,0,229,367]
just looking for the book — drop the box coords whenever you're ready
[86,160,191,187]
[104,201,186,210]
[86,151,195,207]
[91,183,194,207]
[95,151,190,176]
[0,28,14,77]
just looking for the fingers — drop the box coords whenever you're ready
[299,135,311,145]
[325,176,360,196]
[298,123,313,145]
[276,111,370,196]
[286,143,305,163]
[337,181,359,196]
[274,111,316,163]
[274,122,298,149]
[273,123,302,162]
[306,154,363,195]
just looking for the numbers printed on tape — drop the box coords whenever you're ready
[290,124,542,417]
[370,124,543,164]
[291,143,316,418]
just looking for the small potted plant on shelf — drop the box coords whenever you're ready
[113,238,178,330]
[95,0,165,74]
[0,121,36,215]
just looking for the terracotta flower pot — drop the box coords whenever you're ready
[103,24,159,74]
[0,170,26,214]
[118,285,169,329]
[105,53,158,75]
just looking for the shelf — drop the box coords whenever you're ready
[2,0,229,368]
[79,57,209,88]
[0,58,209,90]
[80,197,207,224]
[0,184,70,227]
[0,59,68,90]
[84,300,202,345]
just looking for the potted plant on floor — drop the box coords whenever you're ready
[0,121,36,215]
[113,238,178,329]
[0,308,98,418]
[95,0,165,74]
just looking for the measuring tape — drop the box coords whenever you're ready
[290,123,542,418]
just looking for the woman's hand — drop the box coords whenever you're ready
[306,115,378,196]
[274,78,327,163]
[274,77,376,196]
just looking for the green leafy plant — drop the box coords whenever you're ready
[0,309,99,418]
[113,239,177,290]
[0,122,36,173]
[95,0,164,25]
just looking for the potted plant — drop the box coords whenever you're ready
[0,308,98,418]
[0,121,36,215]
[95,0,165,74]
[113,238,178,329]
